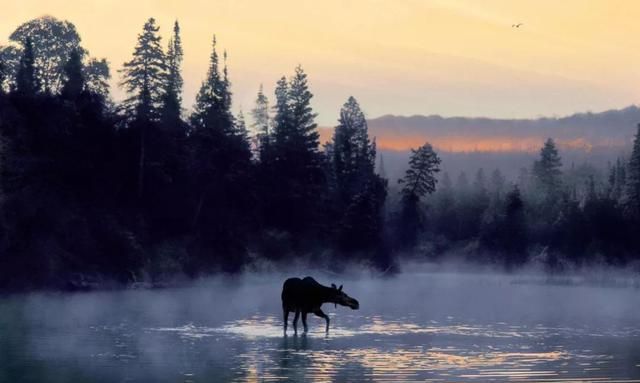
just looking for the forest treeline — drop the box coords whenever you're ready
[1,17,640,290]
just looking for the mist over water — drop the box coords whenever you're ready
[1,267,640,382]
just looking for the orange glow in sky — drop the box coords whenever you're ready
[2,0,640,128]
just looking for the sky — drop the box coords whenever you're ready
[1,0,640,127]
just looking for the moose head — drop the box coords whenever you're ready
[330,283,360,310]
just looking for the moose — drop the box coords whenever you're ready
[281,276,359,334]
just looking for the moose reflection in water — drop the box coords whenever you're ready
[282,276,360,334]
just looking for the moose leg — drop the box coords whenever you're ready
[283,309,289,334]
[292,310,300,334]
[314,309,330,333]
[302,312,308,333]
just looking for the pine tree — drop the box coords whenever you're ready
[272,76,290,145]
[119,17,166,122]
[222,51,232,120]
[399,143,441,200]
[609,157,626,202]
[267,66,323,233]
[287,65,319,152]
[397,142,441,248]
[161,20,184,126]
[251,84,270,162]
[15,37,38,96]
[490,168,505,200]
[119,18,166,198]
[61,48,84,100]
[623,124,640,219]
[332,96,375,203]
[330,96,386,251]
[471,168,490,221]
[234,109,251,153]
[191,36,233,132]
[455,171,470,201]
[377,153,387,179]
[503,184,527,265]
[473,168,487,196]
[188,37,251,235]
[532,138,563,198]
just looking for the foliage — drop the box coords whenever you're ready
[1,15,639,291]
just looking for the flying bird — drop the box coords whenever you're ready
[512,23,523,28]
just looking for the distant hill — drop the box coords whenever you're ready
[320,106,640,153]
[366,106,640,152]
[318,106,640,181]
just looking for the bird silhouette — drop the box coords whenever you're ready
[512,23,523,28]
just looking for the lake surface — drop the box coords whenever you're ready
[2,271,640,382]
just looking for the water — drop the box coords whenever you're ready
[1,271,640,382]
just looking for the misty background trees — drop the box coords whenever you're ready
[1,16,640,290]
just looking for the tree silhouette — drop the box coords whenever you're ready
[532,138,563,198]
[161,20,183,127]
[623,124,640,220]
[120,17,166,122]
[61,48,84,100]
[252,84,270,162]
[10,16,84,93]
[268,66,324,234]
[15,38,38,96]
[397,142,441,248]
[330,96,387,252]
[187,37,252,269]
[0,45,21,92]
[399,143,441,200]
[120,17,167,198]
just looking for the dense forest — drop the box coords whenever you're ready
[1,17,640,290]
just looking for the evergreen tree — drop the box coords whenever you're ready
[84,58,110,99]
[623,124,640,220]
[188,38,252,266]
[399,143,441,200]
[272,76,290,144]
[330,96,386,251]
[502,184,527,265]
[15,37,38,96]
[332,96,375,203]
[161,20,184,126]
[267,66,324,234]
[455,171,470,200]
[469,168,490,233]
[251,84,270,162]
[234,109,251,152]
[377,153,387,179]
[191,36,233,132]
[608,157,626,201]
[288,65,319,152]
[119,18,166,198]
[532,138,563,198]
[473,168,487,197]
[433,172,456,237]
[490,168,506,200]
[397,142,441,247]
[119,17,166,122]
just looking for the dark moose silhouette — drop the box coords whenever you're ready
[282,277,359,334]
